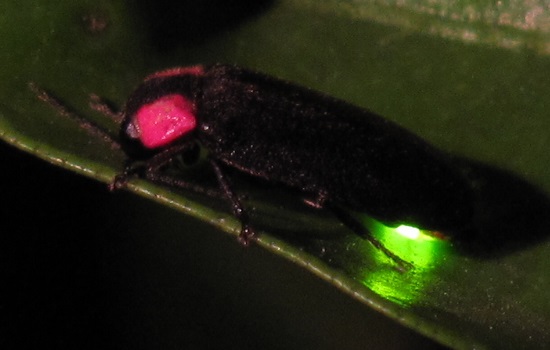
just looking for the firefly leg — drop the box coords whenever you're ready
[209,158,255,245]
[328,204,412,271]
[303,190,411,271]
[111,142,221,198]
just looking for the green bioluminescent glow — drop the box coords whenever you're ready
[357,217,451,306]
[395,224,420,239]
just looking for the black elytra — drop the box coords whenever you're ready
[32,64,475,270]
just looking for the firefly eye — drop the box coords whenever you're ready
[134,94,197,149]
[125,119,140,139]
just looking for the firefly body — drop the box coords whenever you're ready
[33,64,474,267]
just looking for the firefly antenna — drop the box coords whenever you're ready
[28,82,121,150]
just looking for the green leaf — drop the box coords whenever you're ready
[3,1,550,349]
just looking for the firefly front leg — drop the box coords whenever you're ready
[109,143,191,190]
[110,143,221,198]
[209,158,255,245]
